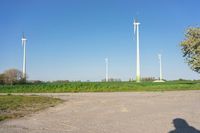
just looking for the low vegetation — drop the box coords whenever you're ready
[0,95,63,121]
[0,81,200,93]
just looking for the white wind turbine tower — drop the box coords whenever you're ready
[105,58,109,82]
[153,54,165,82]
[158,54,165,82]
[22,33,27,80]
[133,19,141,82]
[154,54,165,83]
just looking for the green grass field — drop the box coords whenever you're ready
[0,95,63,121]
[0,81,200,93]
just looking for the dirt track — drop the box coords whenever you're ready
[0,91,200,133]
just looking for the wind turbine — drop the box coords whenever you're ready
[153,54,165,83]
[22,33,27,80]
[133,19,141,82]
[158,54,164,81]
[105,58,108,82]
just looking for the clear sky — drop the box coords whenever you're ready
[0,0,200,81]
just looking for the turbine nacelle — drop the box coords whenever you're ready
[105,58,108,63]
[22,37,27,46]
[133,19,140,35]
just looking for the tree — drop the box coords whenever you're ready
[0,74,4,85]
[3,69,23,85]
[180,27,200,73]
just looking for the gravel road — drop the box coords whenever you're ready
[0,91,200,133]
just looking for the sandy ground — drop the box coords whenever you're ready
[0,91,200,133]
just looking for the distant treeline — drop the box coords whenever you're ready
[1,69,199,85]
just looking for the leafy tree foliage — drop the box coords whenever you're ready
[0,74,4,85]
[180,27,200,73]
[1,69,24,85]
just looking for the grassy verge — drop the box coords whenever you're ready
[0,81,200,93]
[0,95,63,121]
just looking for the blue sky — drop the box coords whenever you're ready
[0,0,200,81]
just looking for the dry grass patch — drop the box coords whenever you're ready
[0,95,63,121]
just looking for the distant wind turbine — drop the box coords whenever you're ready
[105,58,108,82]
[154,54,165,83]
[22,33,27,80]
[158,54,163,81]
[133,19,141,82]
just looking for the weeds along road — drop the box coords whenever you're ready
[0,91,200,133]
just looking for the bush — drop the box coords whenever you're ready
[141,77,156,81]
[0,69,24,85]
